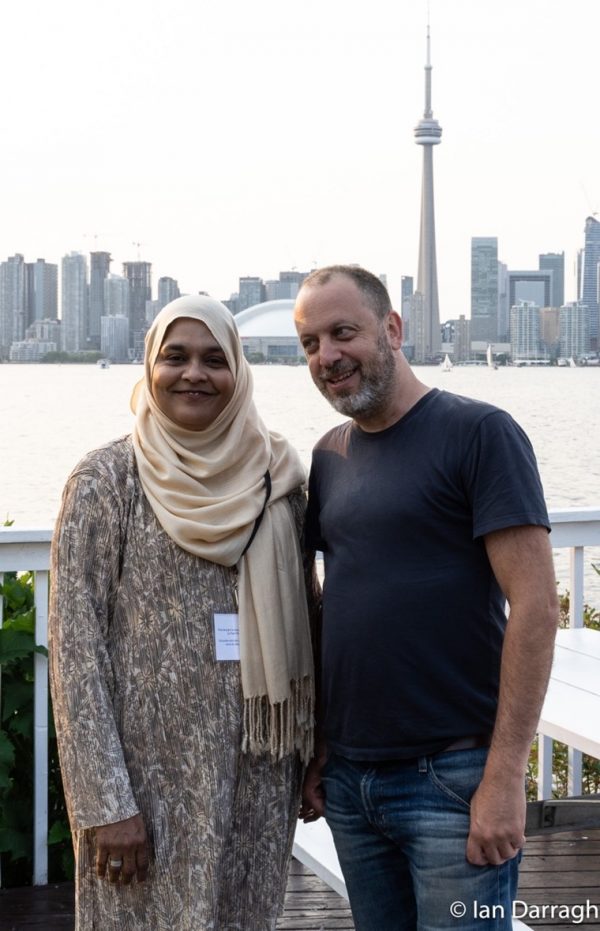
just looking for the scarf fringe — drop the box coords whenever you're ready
[242,675,314,763]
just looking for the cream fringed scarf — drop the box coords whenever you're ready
[130,295,314,761]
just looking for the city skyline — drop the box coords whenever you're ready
[1,1,599,314]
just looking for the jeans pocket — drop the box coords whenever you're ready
[427,748,487,810]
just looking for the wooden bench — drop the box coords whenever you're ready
[538,627,600,759]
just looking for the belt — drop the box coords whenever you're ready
[439,734,491,754]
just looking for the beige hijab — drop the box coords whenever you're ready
[131,295,314,761]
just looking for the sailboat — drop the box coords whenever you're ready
[441,354,453,372]
[486,345,498,370]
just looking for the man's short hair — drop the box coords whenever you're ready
[300,265,392,321]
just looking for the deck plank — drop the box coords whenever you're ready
[1,830,599,931]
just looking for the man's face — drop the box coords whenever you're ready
[294,275,399,422]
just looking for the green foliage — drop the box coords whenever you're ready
[558,588,600,631]
[40,351,103,364]
[0,572,73,887]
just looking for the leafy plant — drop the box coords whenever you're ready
[0,571,73,886]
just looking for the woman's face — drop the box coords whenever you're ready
[151,318,235,430]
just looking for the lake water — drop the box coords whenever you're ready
[1,363,599,603]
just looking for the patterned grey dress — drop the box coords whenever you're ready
[49,436,316,931]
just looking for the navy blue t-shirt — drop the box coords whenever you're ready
[306,389,550,760]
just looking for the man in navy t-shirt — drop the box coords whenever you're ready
[294,265,558,931]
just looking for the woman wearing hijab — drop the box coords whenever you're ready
[49,295,316,931]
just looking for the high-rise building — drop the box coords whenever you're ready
[408,291,426,362]
[539,252,564,308]
[510,301,541,360]
[579,216,600,349]
[539,307,560,357]
[453,315,471,362]
[239,277,265,312]
[123,261,152,358]
[26,259,58,326]
[88,252,112,350]
[400,275,414,344]
[413,27,442,361]
[0,254,27,356]
[265,271,308,302]
[104,274,130,319]
[222,294,240,316]
[101,314,130,362]
[61,252,88,352]
[158,276,180,310]
[507,270,552,312]
[560,302,590,359]
[470,238,498,341]
[497,261,509,341]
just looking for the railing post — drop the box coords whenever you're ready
[33,569,49,886]
[537,735,553,800]
[567,546,585,796]
[569,546,585,628]
[0,570,3,889]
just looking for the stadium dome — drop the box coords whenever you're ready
[234,299,302,362]
[235,299,297,338]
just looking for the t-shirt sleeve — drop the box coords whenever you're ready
[461,410,551,539]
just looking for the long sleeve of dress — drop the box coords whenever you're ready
[49,468,139,831]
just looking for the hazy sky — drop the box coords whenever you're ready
[1,0,598,316]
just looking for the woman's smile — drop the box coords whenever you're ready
[151,318,235,429]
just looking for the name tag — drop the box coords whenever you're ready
[213,613,240,661]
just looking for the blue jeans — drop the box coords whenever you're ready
[322,748,520,931]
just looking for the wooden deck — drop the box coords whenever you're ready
[1,831,599,931]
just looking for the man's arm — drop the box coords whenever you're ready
[466,524,559,866]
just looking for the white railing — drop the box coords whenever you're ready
[0,509,599,887]
[0,529,52,886]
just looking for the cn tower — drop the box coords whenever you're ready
[414,25,442,359]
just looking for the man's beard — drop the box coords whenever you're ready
[318,330,396,420]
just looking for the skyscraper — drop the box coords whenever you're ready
[560,302,590,359]
[0,254,27,357]
[497,261,509,341]
[470,238,498,341]
[239,277,265,312]
[123,261,152,358]
[413,26,442,361]
[24,259,58,327]
[61,252,88,352]
[104,274,130,318]
[89,252,112,350]
[158,276,180,310]
[508,270,552,310]
[510,301,541,360]
[539,252,564,308]
[400,275,414,345]
[580,216,600,349]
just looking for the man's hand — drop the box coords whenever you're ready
[95,813,150,884]
[299,748,328,822]
[466,773,526,866]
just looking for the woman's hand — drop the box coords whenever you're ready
[95,813,150,884]
[299,743,328,822]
